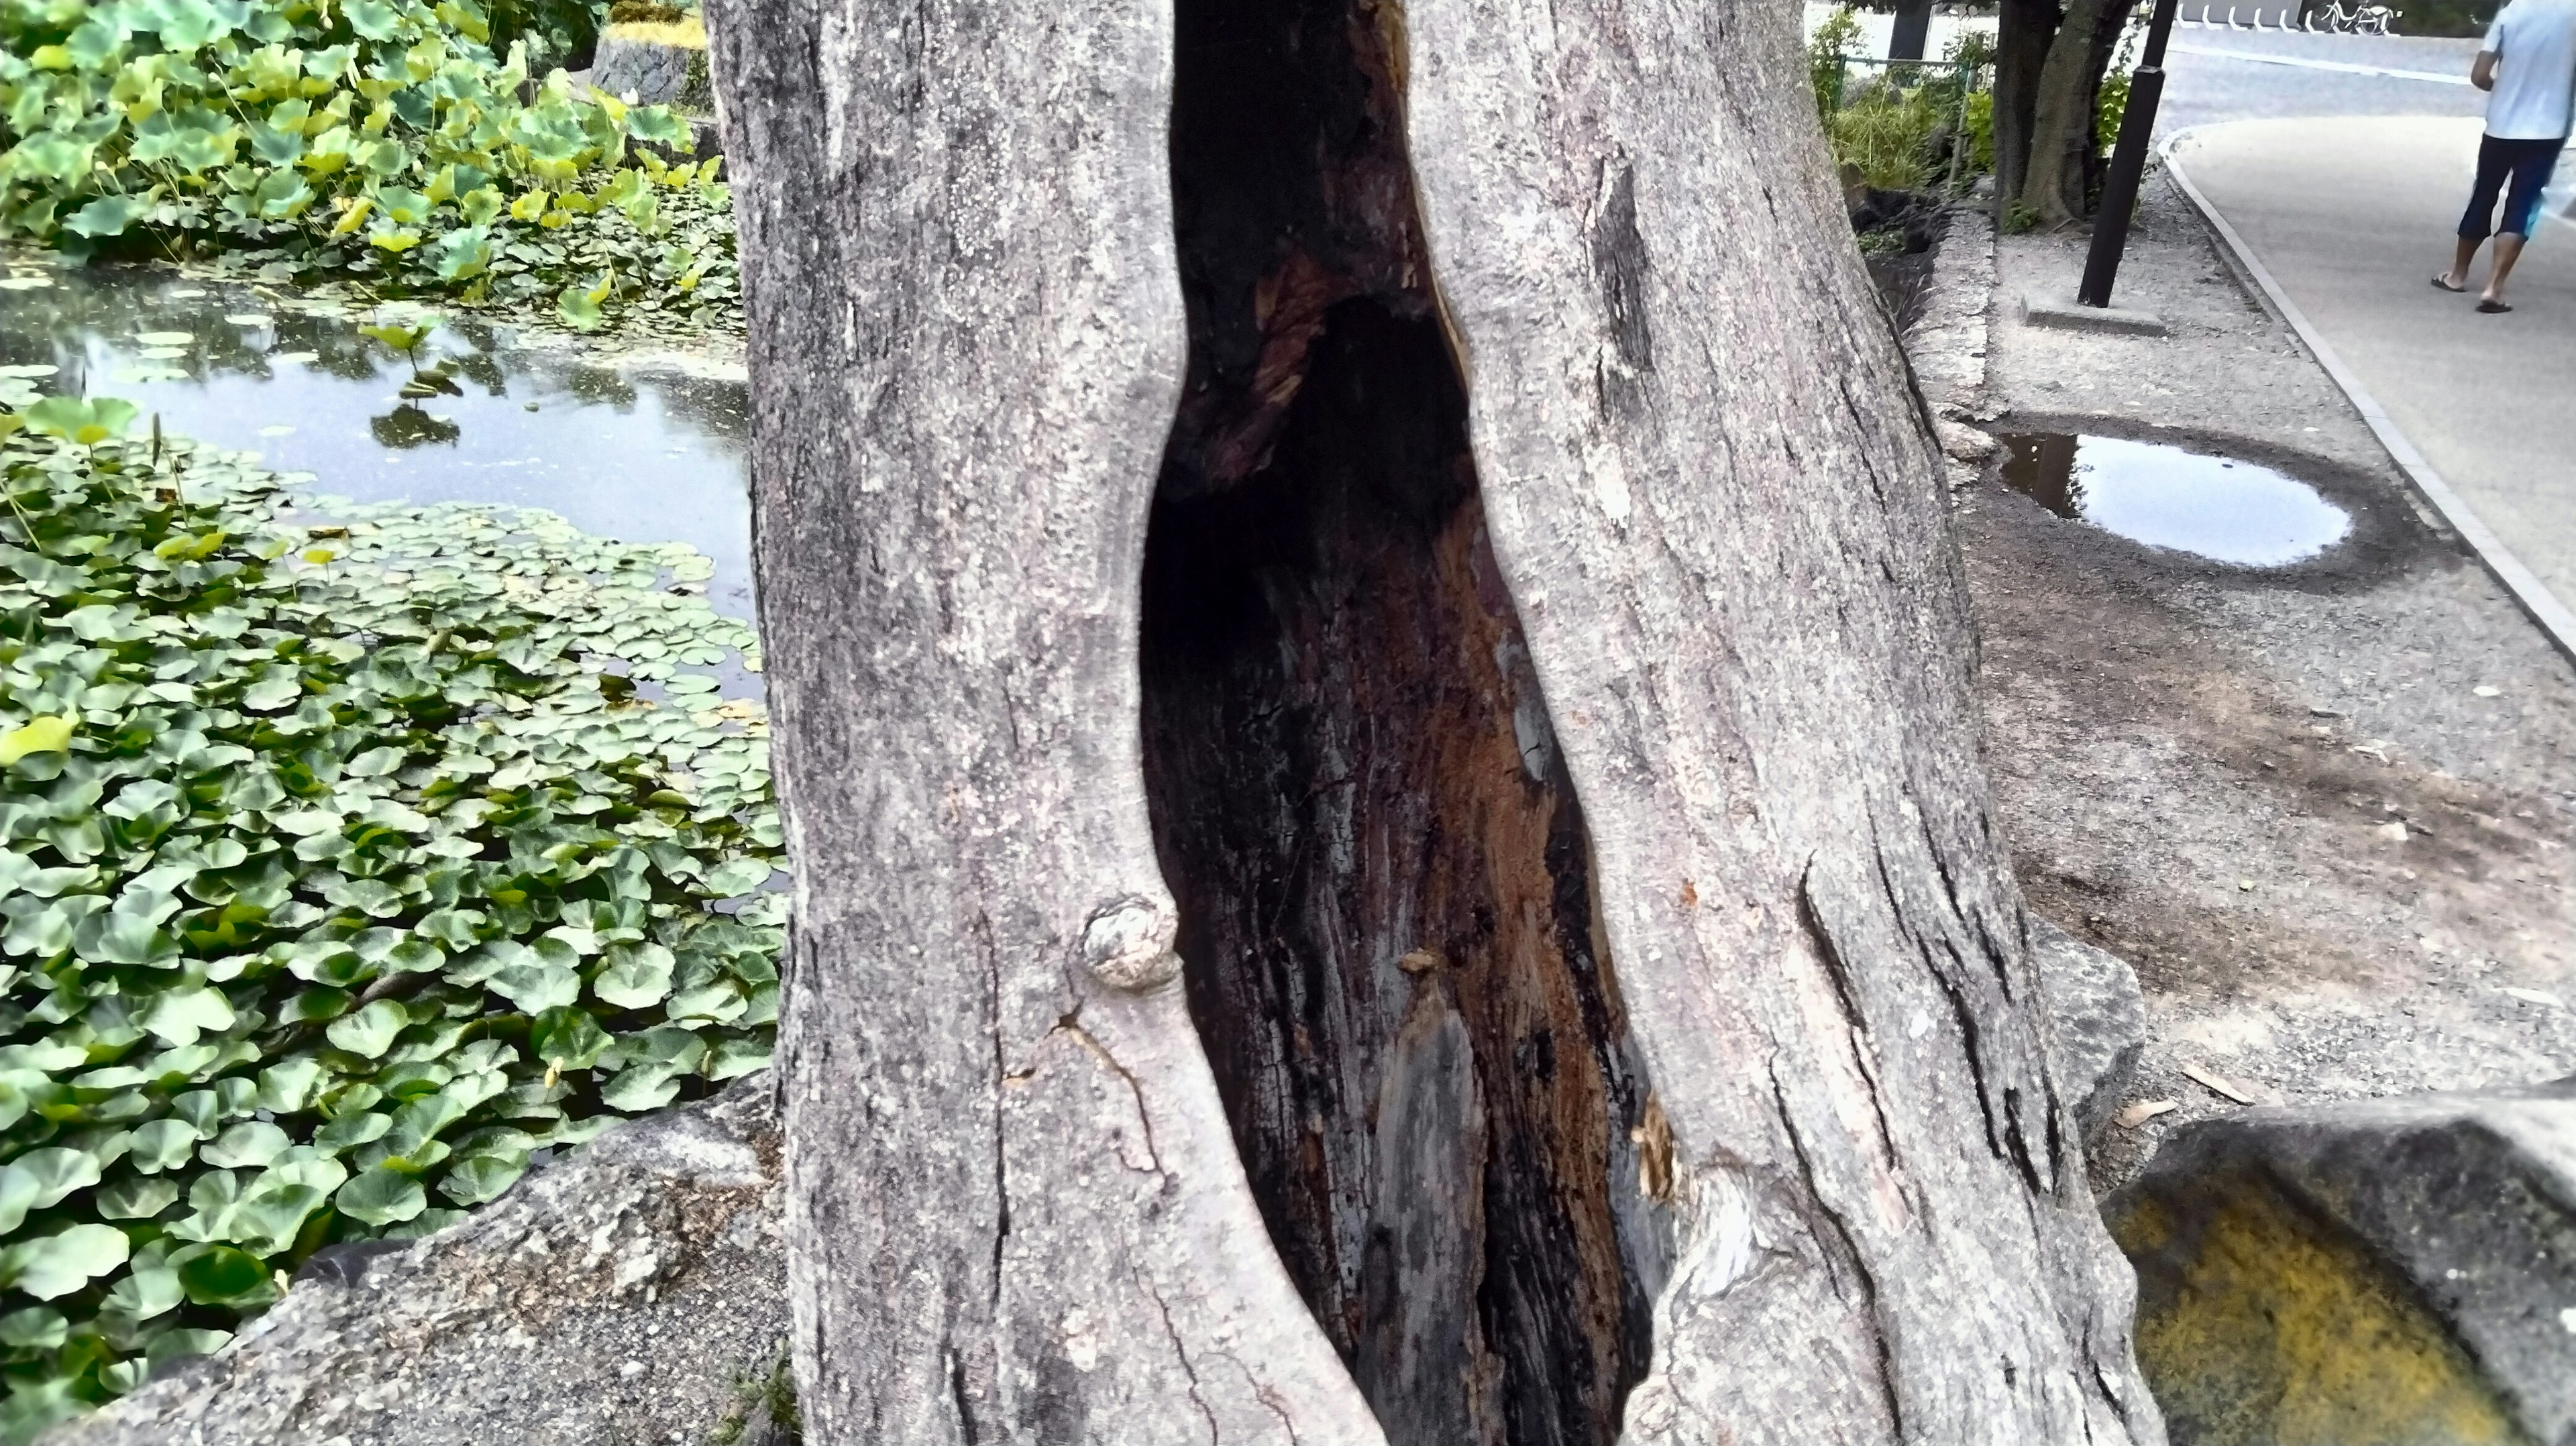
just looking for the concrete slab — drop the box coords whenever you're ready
[2017,291,2171,335]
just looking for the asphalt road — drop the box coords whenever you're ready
[2158,25,2485,134]
[2155,34,2576,630]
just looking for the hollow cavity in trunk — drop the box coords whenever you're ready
[1138,3,1669,1443]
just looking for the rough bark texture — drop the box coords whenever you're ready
[707,0,2167,1439]
[1400,4,2161,1439]
[702,1,1387,1441]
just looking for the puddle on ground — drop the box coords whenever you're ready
[0,253,755,618]
[1999,432,2352,567]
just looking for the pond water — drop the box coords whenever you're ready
[0,253,755,618]
[1998,432,2353,567]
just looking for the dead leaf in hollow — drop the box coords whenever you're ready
[2115,1099,2180,1129]
[2180,1064,2257,1106]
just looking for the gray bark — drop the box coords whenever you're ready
[705,0,2167,1441]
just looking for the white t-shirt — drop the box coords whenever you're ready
[2483,0,2576,140]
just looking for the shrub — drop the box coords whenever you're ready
[1809,5,1862,117]
[1828,81,1943,192]
[0,0,732,325]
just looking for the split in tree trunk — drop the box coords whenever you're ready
[707,0,2171,1435]
[1144,11,1662,1441]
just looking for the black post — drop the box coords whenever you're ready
[1890,0,1935,60]
[2078,0,2182,307]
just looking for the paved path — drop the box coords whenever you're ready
[2172,115,2576,619]
[2158,28,2483,134]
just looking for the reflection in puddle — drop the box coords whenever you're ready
[1999,433,2352,567]
[0,253,753,617]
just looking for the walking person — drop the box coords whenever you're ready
[2434,0,2576,312]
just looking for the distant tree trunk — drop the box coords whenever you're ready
[2023,0,2130,225]
[1995,0,2059,213]
[706,0,2169,1440]
[1891,0,1935,60]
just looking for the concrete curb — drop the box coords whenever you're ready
[2163,127,2576,667]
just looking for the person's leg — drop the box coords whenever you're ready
[2447,133,2513,289]
[2480,137,2564,307]
[2483,233,2528,304]
[2441,233,2482,290]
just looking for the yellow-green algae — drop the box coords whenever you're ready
[2113,1176,2532,1446]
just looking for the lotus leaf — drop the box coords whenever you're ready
[172,1243,268,1306]
[0,406,779,1418]
[323,998,409,1058]
[333,1165,423,1227]
[4,1224,128,1300]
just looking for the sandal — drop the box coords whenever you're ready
[2432,274,2467,292]
[2477,298,2514,313]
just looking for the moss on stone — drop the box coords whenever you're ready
[2114,1179,2532,1446]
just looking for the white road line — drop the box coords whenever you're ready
[2168,44,2473,83]
[2164,130,2576,666]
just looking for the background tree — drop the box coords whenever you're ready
[704,0,2168,1441]
[1999,0,2143,225]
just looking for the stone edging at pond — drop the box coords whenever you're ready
[46,1077,787,1446]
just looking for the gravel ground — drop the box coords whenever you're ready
[1955,170,2576,1190]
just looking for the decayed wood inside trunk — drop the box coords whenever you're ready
[1139,3,1670,1441]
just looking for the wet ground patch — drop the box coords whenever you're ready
[1984,414,2438,591]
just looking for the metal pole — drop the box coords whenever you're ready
[2077,0,2181,308]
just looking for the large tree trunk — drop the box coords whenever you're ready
[706,0,2167,1440]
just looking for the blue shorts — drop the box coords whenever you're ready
[2460,133,2566,241]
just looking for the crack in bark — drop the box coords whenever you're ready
[1141,1274,1222,1445]
[1047,1011,1169,1178]
[1766,1062,1906,1441]
[1794,858,1906,1181]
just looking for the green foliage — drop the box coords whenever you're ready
[0,396,777,1437]
[1962,89,1995,180]
[0,0,735,329]
[1809,6,1862,116]
[1827,82,1942,192]
[2095,67,2131,160]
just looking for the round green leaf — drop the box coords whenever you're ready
[5,1223,131,1300]
[199,1121,290,1170]
[174,1244,268,1305]
[435,1152,526,1207]
[325,998,409,1058]
[335,1166,425,1227]
[129,1118,199,1174]
[590,942,673,1009]
[529,1005,609,1070]
[96,1175,180,1221]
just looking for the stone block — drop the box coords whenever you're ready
[2105,1078,2576,1446]
[2018,291,2169,337]
[50,1078,787,1446]
[592,18,714,113]
[2031,916,2147,1140]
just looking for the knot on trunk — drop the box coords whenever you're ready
[1081,895,1183,991]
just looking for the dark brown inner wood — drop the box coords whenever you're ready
[1138,4,1667,1441]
